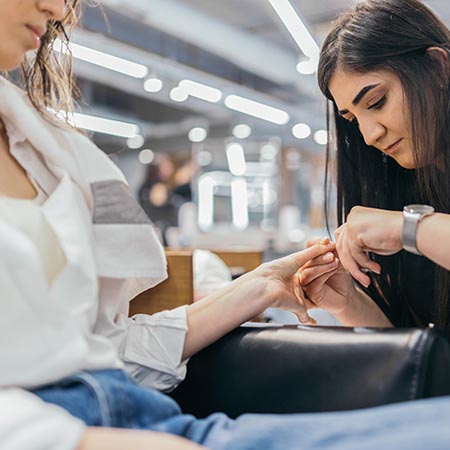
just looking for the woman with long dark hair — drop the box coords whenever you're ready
[301,0,450,336]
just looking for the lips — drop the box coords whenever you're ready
[383,139,402,154]
[26,24,46,39]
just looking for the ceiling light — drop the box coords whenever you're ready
[232,124,252,139]
[296,59,317,75]
[188,127,208,143]
[314,129,329,145]
[138,149,155,164]
[127,134,145,149]
[198,174,215,231]
[169,87,189,102]
[73,113,140,138]
[197,150,213,166]
[292,123,311,139]
[267,0,319,61]
[260,143,278,160]
[178,79,222,103]
[144,78,163,93]
[225,95,290,125]
[54,39,148,79]
[226,143,247,176]
[231,178,249,230]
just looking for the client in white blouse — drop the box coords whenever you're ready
[3,2,450,450]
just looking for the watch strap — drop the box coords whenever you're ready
[402,211,421,255]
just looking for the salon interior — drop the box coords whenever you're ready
[70,0,447,323]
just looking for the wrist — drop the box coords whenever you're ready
[415,212,438,255]
[331,284,359,322]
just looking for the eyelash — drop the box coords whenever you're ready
[349,95,387,125]
[368,96,387,111]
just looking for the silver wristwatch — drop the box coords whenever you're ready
[402,204,435,255]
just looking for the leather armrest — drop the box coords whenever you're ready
[170,324,450,418]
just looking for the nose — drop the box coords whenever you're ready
[358,117,386,148]
[37,0,66,22]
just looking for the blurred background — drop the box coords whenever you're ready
[68,0,449,256]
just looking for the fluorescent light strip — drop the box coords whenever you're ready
[54,39,148,79]
[179,79,222,103]
[231,178,249,230]
[267,0,319,59]
[225,95,290,125]
[198,175,215,230]
[226,143,247,176]
[73,113,140,138]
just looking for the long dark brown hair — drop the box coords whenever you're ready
[318,0,450,332]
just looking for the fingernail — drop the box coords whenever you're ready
[372,269,381,275]
[323,253,334,262]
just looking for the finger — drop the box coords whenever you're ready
[334,225,345,240]
[300,260,339,285]
[348,244,381,274]
[339,237,371,287]
[306,236,331,248]
[286,243,337,273]
[306,237,321,248]
[295,310,317,325]
[273,244,336,279]
[301,251,336,270]
[346,243,381,285]
[303,270,338,304]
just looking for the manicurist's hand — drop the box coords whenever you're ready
[300,237,356,317]
[335,206,403,287]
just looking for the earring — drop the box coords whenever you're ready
[382,153,388,164]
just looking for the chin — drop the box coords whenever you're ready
[0,53,26,71]
[393,157,416,170]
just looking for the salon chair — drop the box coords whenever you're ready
[131,250,450,418]
[169,323,450,417]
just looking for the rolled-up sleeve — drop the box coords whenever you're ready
[120,305,189,392]
[0,388,85,450]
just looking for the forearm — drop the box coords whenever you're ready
[333,286,393,327]
[417,213,450,271]
[79,428,204,450]
[182,243,340,359]
[182,273,269,360]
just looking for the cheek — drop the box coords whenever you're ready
[0,31,27,71]
[386,102,409,134]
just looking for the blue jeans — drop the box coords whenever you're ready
[32,369,450,449]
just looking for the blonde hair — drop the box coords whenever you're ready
[20,0,83,122]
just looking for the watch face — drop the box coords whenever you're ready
[403,204,435,214]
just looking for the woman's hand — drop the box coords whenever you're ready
[183,241,337,359]
[335,206,403,287]
[299,238,356,317]
[248,242,337,324]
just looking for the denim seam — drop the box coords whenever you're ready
[70,371,113,426]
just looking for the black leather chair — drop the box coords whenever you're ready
[170,324,450,418]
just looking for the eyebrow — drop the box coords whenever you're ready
[338,83,381,116]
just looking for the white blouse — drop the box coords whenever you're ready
[0,118,189,448]
[0,179,66,286]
